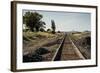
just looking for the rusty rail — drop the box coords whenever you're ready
[52,33,85,61]
[52,33,67,61]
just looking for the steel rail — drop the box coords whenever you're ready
[52,33,67,61]
[52,34,85,61]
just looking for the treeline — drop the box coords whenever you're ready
[23,11,56,34]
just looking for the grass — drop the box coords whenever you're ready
[23,31,57,41]
[23,31,63,62]
[70,31,91,41]
[23,31,61,52]
[69,32,91,59]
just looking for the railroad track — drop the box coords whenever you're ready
[23,33,86,62]
[52,33,85,61]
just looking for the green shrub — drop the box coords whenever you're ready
[35,47,50,55]
[23,54,43,62]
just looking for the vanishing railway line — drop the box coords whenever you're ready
[52,33,85,61]
[23,33,86,62]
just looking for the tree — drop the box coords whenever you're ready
[40,28,45,32]
[47,29,51,32]
[23,11,45,32]
[51,20,56,34]
[35,21,46,32]
[58,31,61,33]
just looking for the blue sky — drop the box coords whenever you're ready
[23,10,91,32]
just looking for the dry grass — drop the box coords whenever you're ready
[69,32,91,59]
[23,31,64,62]
[23,31,56,40]
[23,31,63,54]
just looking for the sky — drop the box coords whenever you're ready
[23,10,91,32]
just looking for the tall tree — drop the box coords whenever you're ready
[51,20,56,34]
[23,11,45,32]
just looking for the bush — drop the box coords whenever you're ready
[85,36,91,45]
[80,36,91,46]
[23,47,50,62]
[40,28,45,32]
[47,29,51,32]
[23,53,43,62]
[52,31,55,34]
[35,47,50,55]
[58,31,61,33]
